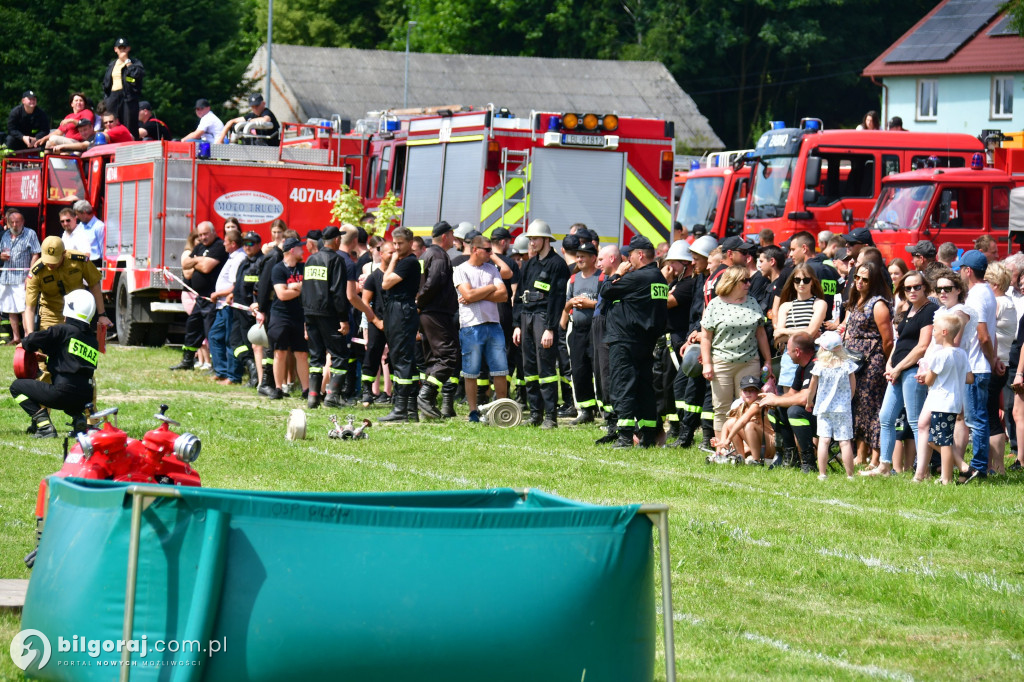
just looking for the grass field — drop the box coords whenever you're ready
[1,344,1023,680]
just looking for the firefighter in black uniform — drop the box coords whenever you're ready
[602,235,668,448]
[592,244,624,444]
[512,220,571,428]
[657,240,697,443]
[229,231,263,387]
[675,235,720,449]
[416,221,460,419]
[102,37,144,141]
[301,226,350,409]
[379,228,422,423]
[10,290,98,438]
[253,238,284,396]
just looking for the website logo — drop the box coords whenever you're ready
[10,629,51,671]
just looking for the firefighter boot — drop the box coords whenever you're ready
[514,383,528,409]
[440,381,458,419]
[665,419,681,442]
[405,383,420,423]
[343,367,359,404]
[670,423,694,448]
[639,427,658,449]
[323,374,346,408]
[360,381,375,407]
[379,387,408,423]
[595,413,618,444]
[30,409,57,439]
[613,427,635,449]
[417,382,442,420]
[307,371,323,409]
[800,450,816,474]
[570,407,595,426]
[169,349,196,371]
[244,357,259,388]
[257,362,277,397]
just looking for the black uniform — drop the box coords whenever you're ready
[243,108,280,146]
[382,254,422,387]
[230,250,261,365]
[565,269,602,412]
[10,320,97,428]
[269,260,306,352]
[102,56,144,141]
[254,246,284,377]
[513,248,571,420]
[301,246,350,398]
[361,267,389,386]
[417,244,459,389]
[592,274,615,428]
[770,356,817,456]
[6,104,49,150]
[496,252,522,395]
[603,262,668,440]
[141,117,171,140]
[661,273,697,424]
[182,238,227,354]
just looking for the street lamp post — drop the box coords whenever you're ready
[404,21,417,109]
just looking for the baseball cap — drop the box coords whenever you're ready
[248,93,264,107]
[241,231,261,244]
[815,330,843,351]
[576,242,598,256]
[720,236,745,252]
[138,101,152,111]
[562,234,581,252]
[114,37,130,47]
[956,249,988,274]
[195,98,211,109]
[490,227,512,240]
[623,235,654,254]
[22,90,37,99]
[906,240,936,259]
[321,226,340,240]
[431,221,453,238]
[844,227,874,246]
[76,118,93,127]
[281,237,303,252]
[305,229,322,241]
[575,227,596,243]
[739,375,761,391]
[465,230,481,242]
[40,236,65,265]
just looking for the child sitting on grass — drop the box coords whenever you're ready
[805,331,858,480]
[917,311,973,484]
[710,375,774,465]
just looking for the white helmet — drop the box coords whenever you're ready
[247,323,269,347]
[524,220,554,239]
[63,289,96,324]
[690,235,719,258]
[665,240,693,262]
[512,235,530,255]
[453,222,475,240]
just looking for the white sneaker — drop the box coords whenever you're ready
[818,474,827,481]
[197,362,212,370]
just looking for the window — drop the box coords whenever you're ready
[993,187,1010,229]
[882,154,900,178]
[810,153,875,205]
[992,76,1014,119]
[917,79,938,120]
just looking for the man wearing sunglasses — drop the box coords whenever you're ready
[58,208,91,255]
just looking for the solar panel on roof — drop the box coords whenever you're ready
[884,0,1003,63]
[988,14,1016,36]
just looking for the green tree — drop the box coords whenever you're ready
[0,0,257,139]
[253,0,400,48]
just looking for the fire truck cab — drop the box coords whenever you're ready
[867,147,1024,262]
[743,119,985,243]
[400,108,675,244]
[675,151,752,240]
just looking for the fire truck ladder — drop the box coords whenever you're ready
[500,148,530,231]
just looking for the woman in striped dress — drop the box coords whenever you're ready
[774,265,828,389]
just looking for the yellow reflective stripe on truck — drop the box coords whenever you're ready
[482,163,532,236]
[624,167,671,242]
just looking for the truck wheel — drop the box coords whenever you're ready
[115,278,150,346]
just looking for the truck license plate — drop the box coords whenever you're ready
[562,134,604,147]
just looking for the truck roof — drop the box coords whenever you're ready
[881,166,1013,184]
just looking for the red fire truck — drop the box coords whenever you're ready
[400,109,675,243]
[742,119,985,243]
[675,150,752,240]
[865,147,1024,262]
[0,119,408,346]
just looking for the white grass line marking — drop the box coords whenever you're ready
[742,632,915,682]
[319,449,478,488]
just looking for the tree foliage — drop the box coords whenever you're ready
[0,0,257,138]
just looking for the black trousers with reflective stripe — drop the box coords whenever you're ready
[608,337,658,430]
[229,308,256,361]
[566,321,595,408]
[557,326,572,403]
[653,338,677,418]
[384,301,419,382]
[679,372,707,432]
[306,314,348,374]
[11,378,90,418]
[419,310,459,384]
[591,316,613,419]
[520,312,559,417]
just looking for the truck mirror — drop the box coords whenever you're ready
[803,188,818,205]
[732,197,746,225]
[841,208,853,227]
[805,156,822,188]
[938,190,951,227]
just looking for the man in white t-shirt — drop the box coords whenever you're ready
[59,208,92,254]
[959,250,1004,482]
[453,236,509,422]
[181,98,224,144]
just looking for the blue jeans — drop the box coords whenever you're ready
[965,372,991,472]
[459,323,508,378]
[879,369,927,465]
[209,306,239,381]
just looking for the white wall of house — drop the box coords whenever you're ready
[884,74,1024,135]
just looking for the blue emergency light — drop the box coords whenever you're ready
[771,121,786,130]
[690,160,700,170]
[971,152,984,170]
[804,120,821,131]
[548,116,561,131]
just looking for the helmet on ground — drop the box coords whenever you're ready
[690,235,718,258]
[665,240,693,262]
[63,289,96,324]
[512,235,530,255]
[247,323,269,347]
[680,344,702,378]
[524,220,554,239]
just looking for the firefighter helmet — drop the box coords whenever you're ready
[525,220,554,240]
[690,235,718,258]
[665,240,692,262]
[247,323,269,347]
[512,235,530,255]
[63,289,96,324]
[680,343,702,378]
